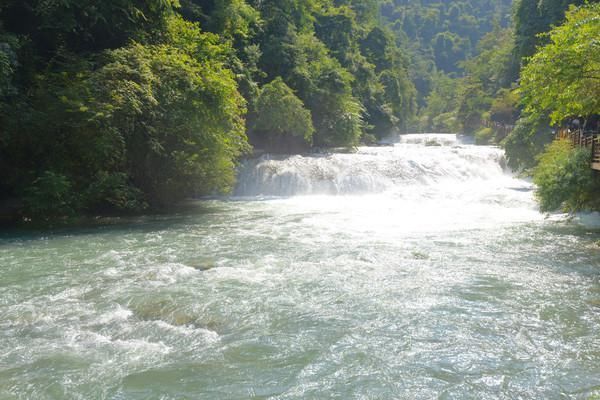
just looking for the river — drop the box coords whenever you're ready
[1,134,599,399]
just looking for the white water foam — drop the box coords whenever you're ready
[234,134,541,233]
[236,134,509,197]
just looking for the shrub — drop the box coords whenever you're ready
[23,171,77,219]
[503,115,553,171]
[84,172,148,213]
[474,127,494,145]
[533,140,600,212]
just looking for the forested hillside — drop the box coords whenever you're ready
[410,0,593,141]
[381,0,512,108]
[0,0,417,219]
[1,0,598,220]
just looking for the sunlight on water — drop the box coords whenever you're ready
[1,134,599,399]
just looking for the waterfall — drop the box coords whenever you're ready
[235,134,511,197]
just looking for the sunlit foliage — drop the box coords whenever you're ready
[252,78,314,152]
[0,0,421,219]
[533,140,600,212]
[519,3,600,124]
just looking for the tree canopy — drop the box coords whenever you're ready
[0,0,421,219]
[519,3,600,124]
[509,2,600,212]
[252,78,314,152]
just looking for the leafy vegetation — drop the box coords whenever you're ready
[503,115,554,172]
[533,140,600,213]
[1,0,599,218]
[509,3,600,212]
[0,0,419,220]
[397,0,594,144]
[251,78,314,152]
[381,0,513,115]
[513,0,587,72]
[519,3,600,124]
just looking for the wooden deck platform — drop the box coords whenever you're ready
[556,128,600,171]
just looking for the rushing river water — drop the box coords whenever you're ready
[1,134,600,399]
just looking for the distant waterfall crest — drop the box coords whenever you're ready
[235,134,509,197]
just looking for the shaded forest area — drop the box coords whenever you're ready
[0,0,416,218]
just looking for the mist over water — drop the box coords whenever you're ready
[1,134,600,399]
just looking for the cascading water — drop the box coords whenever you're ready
[237,135,511,196]
[1,134,599,399]
[235,134,538,232]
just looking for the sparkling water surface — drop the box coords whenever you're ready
[1,135,599,399]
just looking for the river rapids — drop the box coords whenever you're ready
[1,134,599,399]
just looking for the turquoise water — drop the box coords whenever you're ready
[1,136,599,399]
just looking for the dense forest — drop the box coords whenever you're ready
[0,0,417,219]
[381,0,513,109]
[0,0,599,220]
[400,0,590,138]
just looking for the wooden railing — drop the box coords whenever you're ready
[556,128,600,170]
[481,120,515,141]
[593,138,600,170]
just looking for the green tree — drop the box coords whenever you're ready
[283,31,364,147]
[0,0,177,54]
[1,15,249,217]
[87,37,248,205]
[461,25,515,94]
[533,140,600,212]
[419,72,461,132]
[252,77,314,152]
[381,0,513,130]
[513,0,586,72]
[503,115,553,171]
[456,79,492,133]
[490,89,519,124]
[519,3,600,124]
